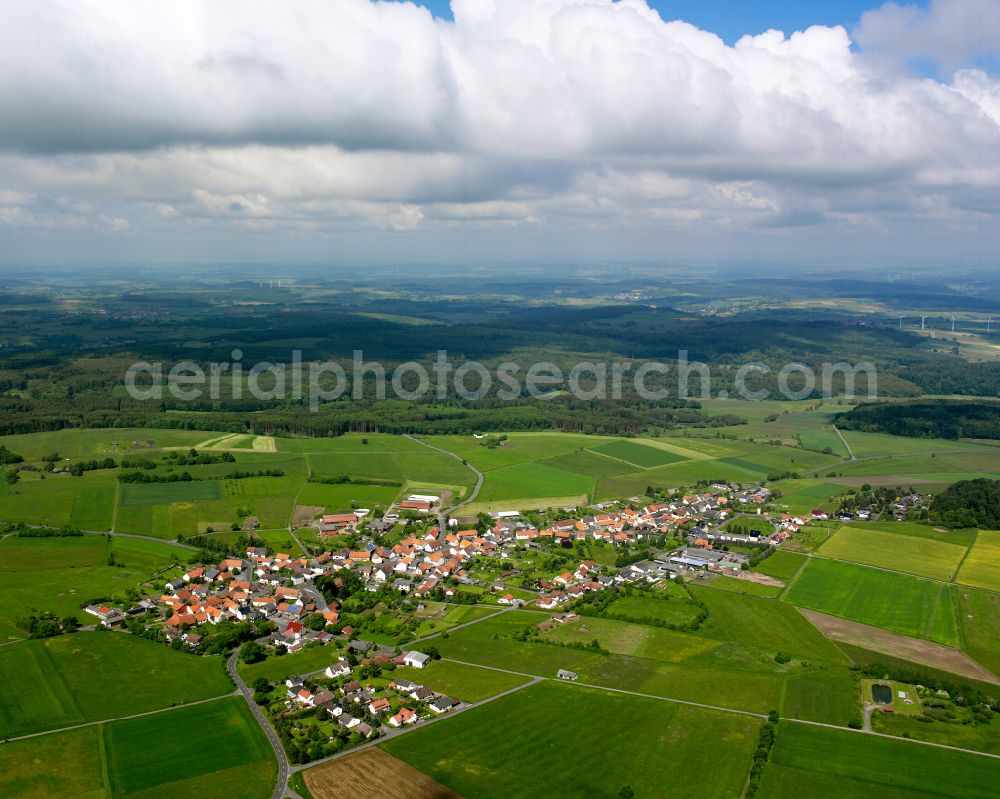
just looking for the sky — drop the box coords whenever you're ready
[1,0,999,269]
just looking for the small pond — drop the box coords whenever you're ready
[872,683,892,705]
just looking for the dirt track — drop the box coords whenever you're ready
[799,608,1000,685]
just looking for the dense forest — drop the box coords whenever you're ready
[837,400,1000,440]
[931,479,1000,529]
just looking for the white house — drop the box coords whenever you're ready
[402,651,431,669]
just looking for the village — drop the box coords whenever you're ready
[75,482,824,764]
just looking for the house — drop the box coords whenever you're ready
[320,513,359,533]
[368,697,391,715]
[388,707,417,727]
[557,669,578,681]
[402,651,431,669]
[325,661,352,679]
[354,722,375,738]
[429,695,458,714]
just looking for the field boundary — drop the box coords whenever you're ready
[4,689,238,743]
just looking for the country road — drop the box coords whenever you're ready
[404,434,485,527]
[228,651,291,799]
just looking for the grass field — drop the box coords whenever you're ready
[541,615,721,662]
[706,575,785,598]
[0,535,186,632]
[758,722,1000,799]
[818,525,968,581]
[956,531,1000,591]
[780,668,859,726]
[755,550,809,581]
[784,559,960,646]
[103,697,275,798]
[691,586,850,664]
[603,594,704,626]
[589,439,684,468]
[475,461,594,503]
[392,659,530,703]
[956,587,1000,677]
[383,681,763,799]
[0,633,233,737]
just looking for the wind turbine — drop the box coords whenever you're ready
[951,315,956,333]
[987,315,992,334]
[920,316,927,331]
[898,316,904,330]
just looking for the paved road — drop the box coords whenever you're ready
[228,652,291,799]
[404,435,485,528]
[3,691,237,743]
[3,523,199,551]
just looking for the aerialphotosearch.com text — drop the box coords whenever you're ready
[124,349,878,410]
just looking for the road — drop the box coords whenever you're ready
[404,435,484,529]
[228,651,291,799]
[832,424,855,460]
[4,523,199,551]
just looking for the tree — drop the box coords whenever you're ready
[618,787,634,799]
[239,641,267,664]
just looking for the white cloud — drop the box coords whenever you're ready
[0,0,998,262]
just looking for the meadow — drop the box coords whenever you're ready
[783,558,960,646]
[0,633,233,737]
[753,550,808,581]
[691,586,850,664]
[540,615,720,662]
[758,722,1000,799]
[383,681,763,799]
[603,593,704,626]
[0,535,187,633]
[391,659,530,703]
[102,697,275,798]
[956,587,1000,677]
[817,525,968,581]
[956,531,1000,591]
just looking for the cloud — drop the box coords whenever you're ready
[0,0,998,263]
[856,0,1000,75]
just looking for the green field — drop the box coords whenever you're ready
[118,480,223,506]
[0,535,186,632]
[784,559,959,645]
[758,722,1000,799]
[475,461,593,504]
[103,697,275,798]
[383,681,762,799]
[603,594,704,626]
[392,659,530,703]
[0,697,275,799]
[0,633,233,737]
[691,586,850,664]
[818,525,968,581]
[589,439,685,468]
[754,550,809,581]
[541,615,720,662]
[956,531,1000,591]
[956,587,1000,677]
[707,575,785,598]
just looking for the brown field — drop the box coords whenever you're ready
[799,608,1000,684]
[292,505,324,526]
[303,748,462,799]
